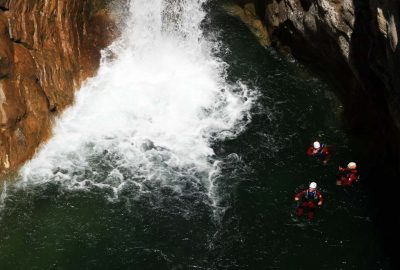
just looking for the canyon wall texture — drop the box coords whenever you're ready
[230,0,400,154]
[228,0,400,267]
[0,0,116,175]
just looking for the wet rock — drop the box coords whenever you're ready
[224,2,271,47]
[0,0,119,174]
[141,139,156,152]
[228,0,400,167]
[228,0,400,267]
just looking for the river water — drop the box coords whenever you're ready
[0,0,390,269]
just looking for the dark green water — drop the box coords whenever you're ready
[0,4,390,270]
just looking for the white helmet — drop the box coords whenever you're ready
[313,141,321,149]
[309,182,317,189]
[347,162,357,170]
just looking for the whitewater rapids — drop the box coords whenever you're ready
[17,0,256,207]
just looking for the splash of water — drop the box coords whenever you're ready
[18,0,256,206]
[0,181,7,210]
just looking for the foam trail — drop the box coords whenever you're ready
[0,181,7,213]
[18,0,256,206]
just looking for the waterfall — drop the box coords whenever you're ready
[18,0,256,207]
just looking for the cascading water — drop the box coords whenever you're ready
[17,0,255,209]
[0,1,388,269]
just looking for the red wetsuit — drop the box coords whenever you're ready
[337,167,359,186]
[307,145,331,157]
[307,144,331,163]
[294,189,324,220]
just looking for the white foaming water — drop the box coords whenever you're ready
[0,182,7,212]
[18,0,256,204]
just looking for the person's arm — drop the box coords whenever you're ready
[317,191,324,206]
[294,190,305,201]
[322,147,332,162]
[306,147,314,156]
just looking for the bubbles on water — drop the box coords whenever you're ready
[16,0,257,210]
[0,182,7,212]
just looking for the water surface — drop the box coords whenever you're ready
[0,1,388,269]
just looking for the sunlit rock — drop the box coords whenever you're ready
[0,0,118,174]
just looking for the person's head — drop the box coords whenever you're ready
[309,182,317,191]
[313,141,321,149]
[347,162,357,170]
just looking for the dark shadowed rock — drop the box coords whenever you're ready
[228,0,400,267]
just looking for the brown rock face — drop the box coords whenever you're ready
[224,2,271,47]
[0,0,117,174]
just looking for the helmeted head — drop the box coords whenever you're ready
[309,182,317,190]
[347,162,357,170]
[313,141,321,149]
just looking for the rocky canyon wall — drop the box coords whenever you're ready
[228,0,400,133]
[0,0,117,175]
[228,0,400,267]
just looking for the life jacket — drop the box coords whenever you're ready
[337,168,359,186]
[341,168,358,178]
[303,190,319,202]
[314,144,325,157]
[349,169,358,175]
